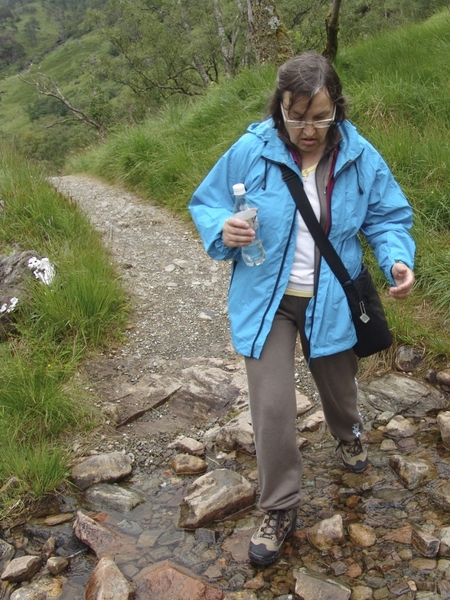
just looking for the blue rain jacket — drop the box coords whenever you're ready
[189,118,415,359]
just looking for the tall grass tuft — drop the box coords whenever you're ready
[0,142,128,513]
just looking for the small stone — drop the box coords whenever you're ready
[1,556,42,583]
[307,514,345,550]
[384,415,416,439]
[437,412,450,449]
[350,586,373,600]
[46,556,69,575]
[380,439,397,451]
[298,410,325,432]
[411,528,440,558]
[388,455,436,490]
[348,523,377,548]
[409,558,437,572]
[168,453,207,475]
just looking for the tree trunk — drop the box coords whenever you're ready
[323,0,342,62]
[213,0,236,78]
[246,0,292,66]
[177,0,212,87]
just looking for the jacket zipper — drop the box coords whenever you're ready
[250,158,298,357]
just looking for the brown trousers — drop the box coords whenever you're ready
[245,294,361,511]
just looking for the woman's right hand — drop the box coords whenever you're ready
[222,217,256,248]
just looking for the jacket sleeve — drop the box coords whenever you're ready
[188,135,255,261]
[359,145,415,285]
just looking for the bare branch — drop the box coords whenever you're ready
[18,70,106,137]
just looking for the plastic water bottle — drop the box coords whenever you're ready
[232,183,265,266]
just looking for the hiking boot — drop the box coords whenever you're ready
[336,438,369,473]
[248,509,297,566]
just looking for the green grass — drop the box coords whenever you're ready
[0,142,129,517]
[67,9,450,369]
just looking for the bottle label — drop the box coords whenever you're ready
[234,208,257,229]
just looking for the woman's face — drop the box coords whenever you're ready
[281,89,335,159]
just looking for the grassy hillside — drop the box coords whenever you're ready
[0,30,110,134]
[67,10,450,368]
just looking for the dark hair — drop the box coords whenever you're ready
[267,51,348,133]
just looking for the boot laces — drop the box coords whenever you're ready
[259,511,288,540]
[336,438,363,457]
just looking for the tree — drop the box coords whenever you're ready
[323,0,342,61]
[18,70,108,138]
[246,0,292,65]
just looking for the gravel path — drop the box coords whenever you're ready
[49,174,318,396]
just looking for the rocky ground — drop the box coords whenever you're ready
[2,175,450,600]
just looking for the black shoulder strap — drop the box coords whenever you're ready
[279,163,353,286]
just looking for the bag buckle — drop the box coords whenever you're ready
[359,301,370,323]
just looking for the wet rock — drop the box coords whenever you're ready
[296,391,314,416]
[438,579,450,599]
[430,482,450,511]
[411,527,440,558]
[383,525,413,544]
[0,539,15,570]
[341,473,382,492]
[298,410,325,432]
[380,438,397,451]
[350,586,373,600]
[206,411,255,454]
[10,578,64,600]
[23,521,85,556]
[437,411,450,448]
[1,555,42,583]
[439,527,450,557]
[84,483,147,512]
[10,589,46,600]
[348,523,377,548]
[136,528,165,549]
[409,557,437,572]
[221,530,253,563]
[168,454,208,475]
[41,537,56,561]
[73,511,135,559]
[46,556,68,575]
[436,369,450,387]
[394,345,425,372]
[116,519,143,537]
[388,455,437,489]
[102,402,121,425]
[293,567,351,599]
[134,559,223,599]
[384,415,417,439]
[85,556,135,600]
[194,529,219,544]
[43,513,74,526]
[307,514,345,550]
[71,452,133,491]
[373,410,396,427]
[169,437,206,456]
[360,373,447,417]
[178,469,256,529]
[224,594,257,600]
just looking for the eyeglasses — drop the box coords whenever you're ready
[280,103,336,129]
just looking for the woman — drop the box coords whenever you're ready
[189,51,415,566]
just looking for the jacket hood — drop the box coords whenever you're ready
[246,118,362,168]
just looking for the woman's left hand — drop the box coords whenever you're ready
[389,262,415,299]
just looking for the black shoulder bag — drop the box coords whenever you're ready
[280,163,392,358]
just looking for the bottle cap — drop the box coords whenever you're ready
[232,183,246,196]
